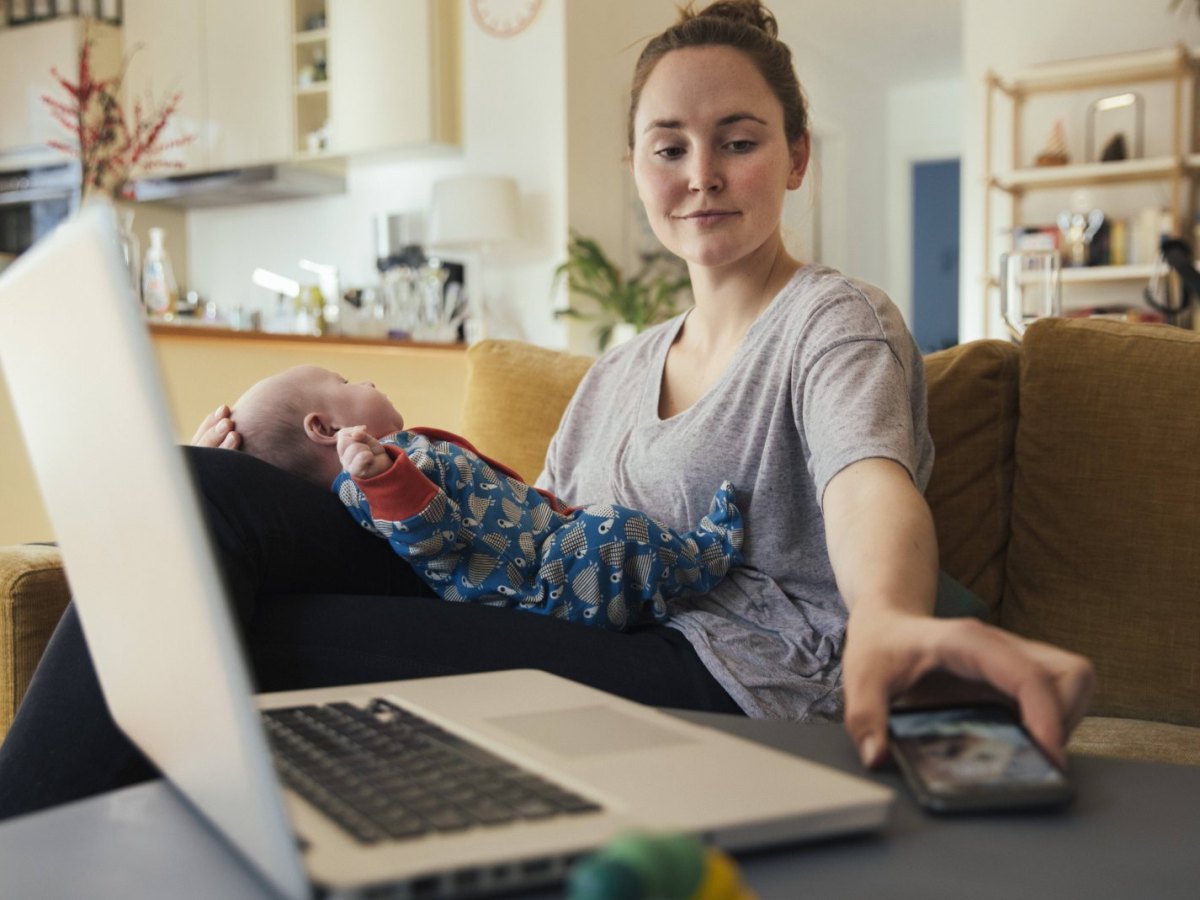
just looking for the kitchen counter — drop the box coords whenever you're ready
[148,321,468,352]
[1,324,471,545]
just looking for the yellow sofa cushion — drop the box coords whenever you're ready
[923,339,1020,620]
[460,339,595,483]
[0,544,70,741]
[1003,318,1200,727]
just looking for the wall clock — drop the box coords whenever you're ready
[470,0,542,38]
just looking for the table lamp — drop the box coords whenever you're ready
[427,174,520,342]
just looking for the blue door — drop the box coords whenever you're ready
[911,159,960,352]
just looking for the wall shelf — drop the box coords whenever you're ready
[992,157,1179,192]
[982,44,1200,332]
[1000,46,1186,94]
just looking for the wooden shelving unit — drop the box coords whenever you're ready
[982,44,1200,327]
[291,0,330,157]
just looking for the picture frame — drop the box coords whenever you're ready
[1086,92,1144,163]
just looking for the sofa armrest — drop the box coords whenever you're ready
[0,544,70,741]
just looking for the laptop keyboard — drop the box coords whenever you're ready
[262,699,603,844]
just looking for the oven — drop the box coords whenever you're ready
[0,163,80,273]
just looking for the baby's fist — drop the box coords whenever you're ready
[337,426,389,479]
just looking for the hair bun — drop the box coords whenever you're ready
[684,0,779,39]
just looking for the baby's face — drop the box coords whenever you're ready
[299,366,405,436]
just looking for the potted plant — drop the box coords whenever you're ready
[554,232,691,350]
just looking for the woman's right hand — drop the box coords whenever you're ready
[191,404,241,450]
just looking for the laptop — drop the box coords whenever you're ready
[0,203,892,899]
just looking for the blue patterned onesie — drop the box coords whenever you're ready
[333,427,743,631]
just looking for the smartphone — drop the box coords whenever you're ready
[887,703,1073,813]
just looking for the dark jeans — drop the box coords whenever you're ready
[0,447,742,820]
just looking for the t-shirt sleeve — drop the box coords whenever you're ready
[795,316,920,504]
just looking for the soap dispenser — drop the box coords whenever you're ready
[142,227,178,321]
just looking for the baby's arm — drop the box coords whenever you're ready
[337,426,391,479]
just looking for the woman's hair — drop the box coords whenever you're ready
[627,0,808,150]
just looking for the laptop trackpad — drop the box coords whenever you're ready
[487,705,694,758]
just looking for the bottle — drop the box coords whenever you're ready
[117,209,140,304]
[142,227,178,321]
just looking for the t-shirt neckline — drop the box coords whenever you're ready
[644,267,809,423]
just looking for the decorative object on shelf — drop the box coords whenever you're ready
[1086,92,1143,162]
[554,232,691,351]
[41,36,193,200]
[999,249,1062,341]
[1144,236,1200,327]
[1100,133,1128,161]
[470,0,541,37]
[1035,120,1069,167]
[1057,193,1105,268]
[427,174,520,343]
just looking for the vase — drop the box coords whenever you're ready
[116,208,141,304]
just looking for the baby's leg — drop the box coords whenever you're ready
[534,483,743,630]
[638,480,743,597]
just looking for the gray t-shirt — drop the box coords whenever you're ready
[536,266,934,720]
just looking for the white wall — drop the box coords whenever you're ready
[885,78,964,325]
[961,0,1200,341]
[185,0,568,348]
[178,0,951,353]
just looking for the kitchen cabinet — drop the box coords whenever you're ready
[294,0,460,158]
[123,0,293,173]
[982,45,1199,322]
[0,18,121,166]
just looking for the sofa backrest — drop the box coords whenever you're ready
[461,339,595,483]
[924,340,1021,620]
[1002,317,1200,727]
[461,337,1022,624]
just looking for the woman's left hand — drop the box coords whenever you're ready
[841,608,1095,770]
[191,404,241,450]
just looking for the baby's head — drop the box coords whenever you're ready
[232,366,405,486]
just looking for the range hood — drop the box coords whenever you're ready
[130,160,346,208]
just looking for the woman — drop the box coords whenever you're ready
[0,0,1091,819]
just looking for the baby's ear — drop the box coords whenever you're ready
[303,412,339,445]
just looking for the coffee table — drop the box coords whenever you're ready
[2,714,1196,898]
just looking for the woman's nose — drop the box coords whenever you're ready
[688,151,723,193]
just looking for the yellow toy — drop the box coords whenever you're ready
[566,831,756,900]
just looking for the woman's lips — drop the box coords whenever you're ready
[678,210,739,226]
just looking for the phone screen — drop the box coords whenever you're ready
[888,704,1071,811]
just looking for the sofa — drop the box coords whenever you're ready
[2,318,1198,765]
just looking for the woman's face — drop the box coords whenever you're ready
[631,45,807,273]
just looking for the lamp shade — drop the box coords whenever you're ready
[427,175,519,248]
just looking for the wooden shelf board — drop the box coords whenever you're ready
[295,82,330,97]
[1061,264,1157,283]
[988,263,1199,289]
[293,27,328,44]
[1004,46,1192,94]
[994,157,1179,191]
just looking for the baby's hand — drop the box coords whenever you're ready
[337,426,390,479]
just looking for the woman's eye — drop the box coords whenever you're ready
[726,140,756,153]
[654,146,685,160]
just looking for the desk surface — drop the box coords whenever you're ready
[2,715,1197,899]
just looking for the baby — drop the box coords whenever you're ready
[230,365,744,631]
